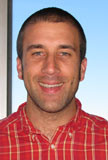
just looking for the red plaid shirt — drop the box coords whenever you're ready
[0,99,108,160]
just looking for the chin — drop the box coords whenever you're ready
[36,101,68,113]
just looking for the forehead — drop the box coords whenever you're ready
[23,22,80,47]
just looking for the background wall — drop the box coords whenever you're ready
[12,0,108,119]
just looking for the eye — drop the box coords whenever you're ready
[60,52,71,56]
[32,51,44,56]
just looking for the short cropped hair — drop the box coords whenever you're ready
[17,7,86,61]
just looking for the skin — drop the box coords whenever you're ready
[17,22,87,140]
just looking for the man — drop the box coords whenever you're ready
[0,7,108,160]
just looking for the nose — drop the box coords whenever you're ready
[41,55,60,75]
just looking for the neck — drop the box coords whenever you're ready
[25,97,77,140]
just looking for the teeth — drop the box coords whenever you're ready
[40,82,63,88]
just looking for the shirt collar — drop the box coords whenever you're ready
[58,98,82,131]
[18,98,83,134]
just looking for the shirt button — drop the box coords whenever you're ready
[69,132,72,137]
[51,144,55,149]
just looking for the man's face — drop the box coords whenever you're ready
[17,22,87,113]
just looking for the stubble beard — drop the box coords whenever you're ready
[26,76,80,114]
[23,63,81,114]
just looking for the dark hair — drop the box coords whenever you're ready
[17,7,86,61]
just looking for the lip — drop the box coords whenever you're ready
[39,82,64,94]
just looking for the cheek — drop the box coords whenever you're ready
[22,62,33,81]
[23,62,42,87]
[63,62,80,80]
[23,60,39,74]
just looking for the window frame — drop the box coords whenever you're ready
[0,0,12,118]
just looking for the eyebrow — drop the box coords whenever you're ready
[26,44,76,52]
[26,44,44,52]
[58,44,76,51]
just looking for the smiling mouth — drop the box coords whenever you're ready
[39,82,63,88]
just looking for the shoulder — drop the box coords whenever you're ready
[81,110,108,130]
[0,112,19,133]
[0,103,26,133]
[76,98,108,130]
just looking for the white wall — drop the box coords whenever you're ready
[0,0,8,118]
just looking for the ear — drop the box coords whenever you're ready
[17,57,23,80]
[80,58,87,81]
